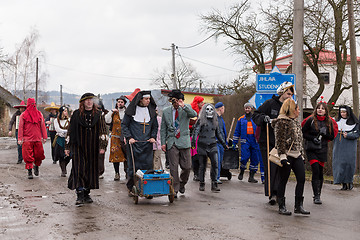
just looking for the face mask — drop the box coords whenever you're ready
[205,105,214,119]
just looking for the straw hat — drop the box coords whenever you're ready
[44,102,60,112]
[14,100,27,109]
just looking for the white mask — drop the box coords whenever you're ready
[205,105,214,119]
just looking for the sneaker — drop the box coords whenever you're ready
[114,173,120,181]
[99,174,104,179]
[217,180,222,184]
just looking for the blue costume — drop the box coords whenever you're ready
[233,112,261,182]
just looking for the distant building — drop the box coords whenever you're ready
[160,89,223,105]
[262,49,360,109]
[0,86,21,136]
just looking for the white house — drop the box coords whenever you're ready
[262,50,360,109]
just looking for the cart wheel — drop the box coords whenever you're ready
[132,186,139,204]
[168,194,174,203]
[227,172,232,180]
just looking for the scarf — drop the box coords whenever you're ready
[316,115,326,121]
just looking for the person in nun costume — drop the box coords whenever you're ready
[121,90,158,194]
[332,105,359,190]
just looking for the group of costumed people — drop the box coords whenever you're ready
[9,83,359,209]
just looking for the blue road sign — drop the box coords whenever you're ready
[249,93,274,109]
[256,70,296,93]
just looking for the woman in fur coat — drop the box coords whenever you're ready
[272,99,310,216]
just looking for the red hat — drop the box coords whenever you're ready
[125,88,141,102]
[14,100,27,109]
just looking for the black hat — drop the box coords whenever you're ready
[79,93,96,102]
[168,89,184,100]
[116,95,127,104]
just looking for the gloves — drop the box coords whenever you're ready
[312,137,321,145]
[280,159,289,166]
[319,127,327,136]
[264,115,271,123]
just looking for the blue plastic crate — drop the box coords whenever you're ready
[137,170,172,196]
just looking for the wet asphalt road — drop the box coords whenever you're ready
[0,139,359,240]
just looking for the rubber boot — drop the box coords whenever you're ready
[34,165,39,176]
[341,183,348,190]
[28,169,33,179]
[294,196,310,215]
[248,171,258,183]
[199,182,205,191]
[348,182,353,190]
[238,169,245,180]
[211,181,220,192]
[75,190,85,205]
[83,189,93,203]
[278,197,291,215]
[312,180,322,204]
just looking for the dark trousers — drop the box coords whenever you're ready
[260,144,280,197]
[277,156,306,198]
[49,131,56,161]
[15,131,23,162]
[311,162,324,182]
[198,151,218,183]
[192,154,200,176]
[168,145,192,193]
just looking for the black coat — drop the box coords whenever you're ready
[252,95,282,147]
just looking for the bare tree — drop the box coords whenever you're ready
[2,28,47,100]
[200,0,293,74]
[153,61,202,91]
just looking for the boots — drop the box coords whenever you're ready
[114,173,120,181]
[312,180,322,204]
[83,189,93,203]
[211,181,220,192]
[34,165,39,176]
[199,182,205,191]
[28,169,33,179]
[348,182,354,190]
[248,171,258,183]
[341,183,348,190]
[278,197,291,215]
[238,169,244,180]
[75,190,85,205]
[294,196,310,215]
[60,161,67,177]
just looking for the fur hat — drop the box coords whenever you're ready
[276,81,294,95]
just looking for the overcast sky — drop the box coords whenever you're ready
[1,1,359,96]
[0,0,247,95]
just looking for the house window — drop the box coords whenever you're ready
[319,73,330,84]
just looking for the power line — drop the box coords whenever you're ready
[42,61,151,81]
[177,0,248,49]
[176,53,238,73]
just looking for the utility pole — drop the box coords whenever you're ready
[60,85,63,105]
[293,0,304,120]
[171,43,177,89]
[347,0,359,117]
[35,58,39,105]
[199,80,202,93]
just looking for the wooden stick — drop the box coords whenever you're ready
[227,117,236,143]
[266,123,271,197]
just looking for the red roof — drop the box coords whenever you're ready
[263,49,360,70]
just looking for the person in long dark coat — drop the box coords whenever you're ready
[332,105,359,190]
[121,90,158,193]
[65,93,108,205]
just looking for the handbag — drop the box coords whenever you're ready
[268,140,295,167]
[304,139,321,151]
